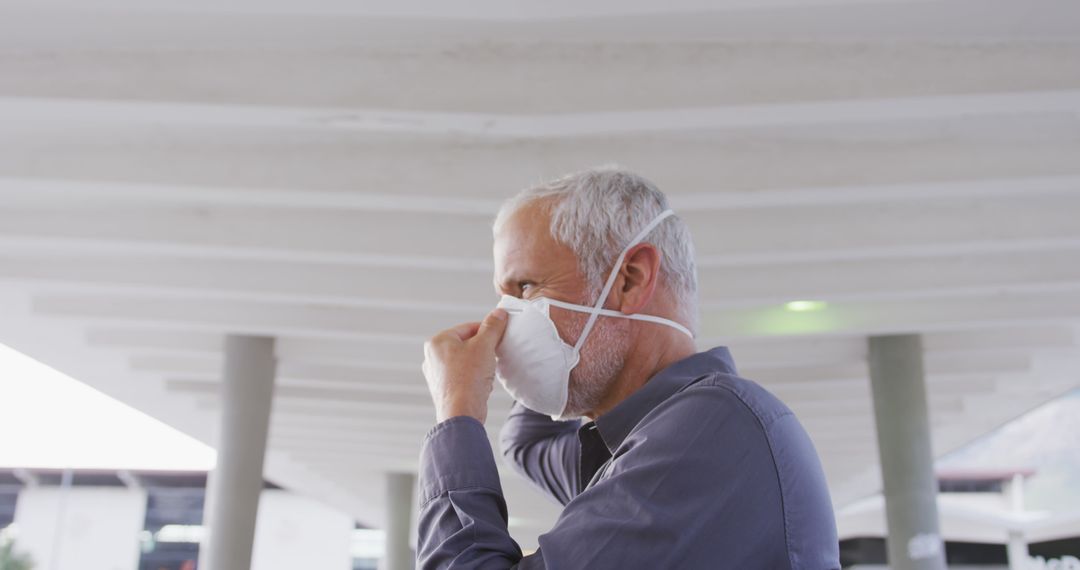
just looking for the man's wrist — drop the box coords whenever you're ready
[419,414,503,506]
[437,397,487,424]
[437,408,486,424]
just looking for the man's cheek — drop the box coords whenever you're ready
[552,312,585,347]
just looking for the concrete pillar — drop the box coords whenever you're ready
[868,334,947,570]
[383,472,416,570]
[200,335,277,570]
[48,468,73,570]
[1006,472,1030,569]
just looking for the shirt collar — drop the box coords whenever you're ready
[591,347,737,455]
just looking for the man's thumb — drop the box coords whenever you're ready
[474,308,508,350]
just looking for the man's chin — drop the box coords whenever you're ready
[563,375,615,421]
[558,390,604,421]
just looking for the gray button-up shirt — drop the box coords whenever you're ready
[417,347,841,569]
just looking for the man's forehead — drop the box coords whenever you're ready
[497,200,551,240]
[495,201,552,252]
[494,204,548,271]
[492,200,579,287]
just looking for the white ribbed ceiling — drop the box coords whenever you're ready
[1,0,1079,547]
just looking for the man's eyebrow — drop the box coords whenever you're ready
[493,275,517,292]
[494,274,531,293]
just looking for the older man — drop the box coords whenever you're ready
[419,167,840,569]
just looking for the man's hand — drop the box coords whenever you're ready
[422,308,508,424]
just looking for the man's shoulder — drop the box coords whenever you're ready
[668,370,795,429]
[619,371,796,458]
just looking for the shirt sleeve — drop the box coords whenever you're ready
[498,402,582,506]
[417,415,526,570]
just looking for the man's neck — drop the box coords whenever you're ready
[586,331,696,420]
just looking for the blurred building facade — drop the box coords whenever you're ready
[0,469,380,570]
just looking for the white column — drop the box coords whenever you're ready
[383,472,416,570]
[868,334,947,570]
[1006,472,1030,570]
[200,335,277,570]
[48,469,73,570]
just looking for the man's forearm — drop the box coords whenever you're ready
[500,403,580,455]
[498,403,582,505]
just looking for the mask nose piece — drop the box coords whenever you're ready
[496,294,527,314]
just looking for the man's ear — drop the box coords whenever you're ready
[616,243,662,314]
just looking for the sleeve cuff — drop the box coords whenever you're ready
[419,416,504,506]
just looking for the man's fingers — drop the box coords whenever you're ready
[446,321,482,341]
[422,311,505,425]
[430,309,506,353]
[473,308,508,351]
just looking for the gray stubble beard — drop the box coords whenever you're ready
[561,316,632,420]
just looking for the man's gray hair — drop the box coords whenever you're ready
[494,165,699,333]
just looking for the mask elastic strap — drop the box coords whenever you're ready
[548,298,694,339]
[573,209,676,352]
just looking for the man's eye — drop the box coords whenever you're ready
[518,282,534,293]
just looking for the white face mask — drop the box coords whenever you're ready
[494,209,694,420]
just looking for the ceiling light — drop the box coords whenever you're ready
[784,300,828,312]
